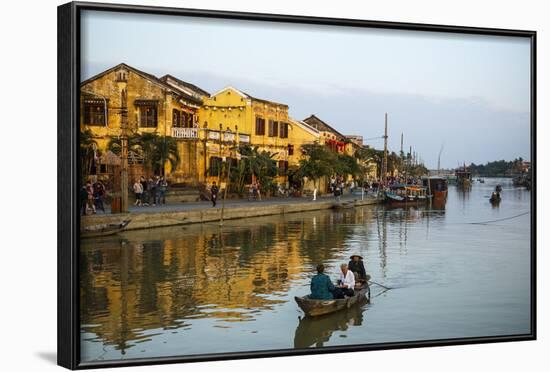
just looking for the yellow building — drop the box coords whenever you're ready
[199,86,321,188]
[80,63,204,184]
[80,63,374,194]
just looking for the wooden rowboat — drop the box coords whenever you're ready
[294,283,370,317]
[81,219,131,238]
[331,201,355,210]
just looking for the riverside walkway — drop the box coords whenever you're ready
[81,193,382,231]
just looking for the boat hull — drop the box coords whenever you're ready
[294,285,370,317]
[331,201,355,210]
[81,219,131,238]
[433,189,448,200]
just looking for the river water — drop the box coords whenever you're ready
[80,177,531,362]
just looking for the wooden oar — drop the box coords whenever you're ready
[369,280,392,290]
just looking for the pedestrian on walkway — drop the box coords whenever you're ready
[80,185,89,215]
[140,176,149,206]
[133,179,143,206]
[334,185,341,202]
[86,181,96,214]
[157,176,168,205]
[211,181,219,207]
[93,181,106,213]
[149,177,157,206]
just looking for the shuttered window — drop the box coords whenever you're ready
[268,120,278,137]
[139,106,158,128]
[255,117,265,135]
[279,122,288,138]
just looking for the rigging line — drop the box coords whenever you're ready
[467,211,530,225]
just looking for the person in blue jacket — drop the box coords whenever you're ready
[310,264,338,300]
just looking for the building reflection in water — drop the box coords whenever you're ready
[80,205,444,354]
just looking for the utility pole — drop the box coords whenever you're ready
[382,113,388,185]
[119,88,129,213]
[220,125,237,227]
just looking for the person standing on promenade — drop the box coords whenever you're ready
[334,184,341,202]
[149,177,157,207]
[81,185,89,215]
[133,179,143,206]
[140,176,149,206]
[211,181,219,207]
[157,176,168,205]
[86,181,96,214]
[93,181,106,213]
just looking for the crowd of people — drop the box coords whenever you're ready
[132,176,168,207]
[310,254,370,300]
[80,180,106,215]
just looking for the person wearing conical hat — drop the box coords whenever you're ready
[348,254,369,283]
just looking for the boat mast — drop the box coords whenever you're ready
[437,144,444,175]
[400,132,404,178]
[382,113,388,185]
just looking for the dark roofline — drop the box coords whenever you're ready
[80,63,202,106]
[159,74,210,97]
[239,89,289,108]
[303,114,346,139]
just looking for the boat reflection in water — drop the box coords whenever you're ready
[294,300,367,349]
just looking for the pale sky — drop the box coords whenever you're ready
[81,10,531,169]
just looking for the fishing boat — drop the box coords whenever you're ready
[489,192,501,204]
[294,283,370,317]
[446,175,458,185]
[422,176,448,200]
[384,184,429,206]
[455,165,472,188]
[81,219,131,238]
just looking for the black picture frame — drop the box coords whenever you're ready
[58,1,537,369]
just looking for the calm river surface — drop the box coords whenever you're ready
[80,178,531,362]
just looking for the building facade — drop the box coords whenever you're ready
[81,63,377,194]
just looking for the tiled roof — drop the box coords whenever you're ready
[303,114,346,140]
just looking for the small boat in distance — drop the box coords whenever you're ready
[455,165,472,188]
[384,184,429,206]
[490,192,501,204]
[81,219,131,238]
[294,283,370,317]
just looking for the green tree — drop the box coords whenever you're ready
[293,143,336,191]
[108,133,180,176]
[228,145,278,196]
[80,129,98,181]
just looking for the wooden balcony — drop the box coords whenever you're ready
[172,127,199,139]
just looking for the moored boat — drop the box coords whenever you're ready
[455,165,472,188]
[81,219,131,238]
[294,283,370,317]
[331,201,355,210]
[423,176,448,200]
[384,184,429,206]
